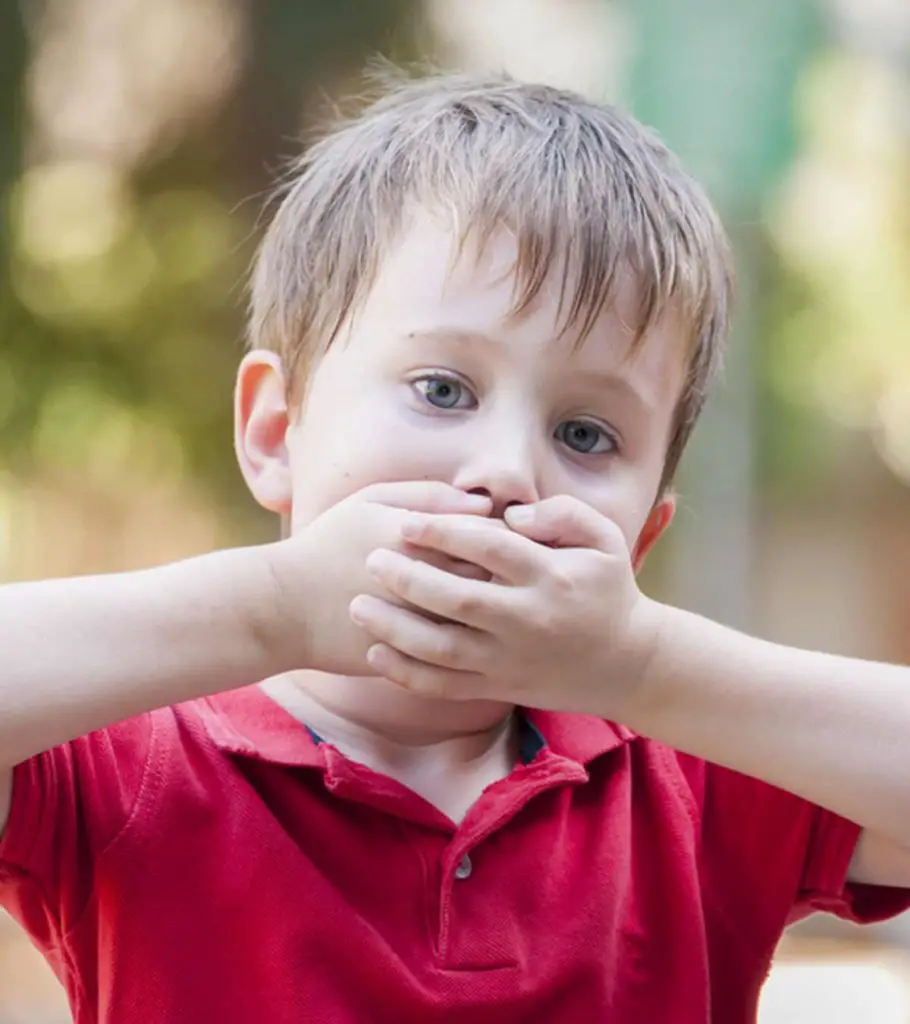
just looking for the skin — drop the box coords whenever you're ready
[234,209,679,813]
[237,207,910,878]
[1,208,908,883]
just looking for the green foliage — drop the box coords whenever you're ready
[0,0,421,540]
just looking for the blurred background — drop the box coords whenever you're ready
[1,0,910,1019]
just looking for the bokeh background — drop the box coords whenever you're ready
[2,0,910,1020]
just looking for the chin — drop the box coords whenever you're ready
[345,676,515,738]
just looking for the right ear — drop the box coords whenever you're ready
[234,350,293,514]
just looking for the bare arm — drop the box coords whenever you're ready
[626,603,910,885]
[0,481,494,837]
[0,546,278,833]
[357,497,910,888]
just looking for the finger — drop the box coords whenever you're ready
[399,513,546,584]
[417,547,492,582]
[349,595,485,671]
[505,496,627,553]
[366,548,507,629]
[358,481,492,515]
[365,643,484,701]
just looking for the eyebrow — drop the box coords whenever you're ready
[404,327,504,348]
[576,370,657,415]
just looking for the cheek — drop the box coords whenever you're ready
[287,391,461,526]
[559,468,658,550]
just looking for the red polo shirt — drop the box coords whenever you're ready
[0,685,907,1023]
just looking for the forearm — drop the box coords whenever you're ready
[625,601,910,846]
[0,546,279,769]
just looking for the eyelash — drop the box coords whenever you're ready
[555,420,619,456]
[409,373,620,456]
[411,372,476,410]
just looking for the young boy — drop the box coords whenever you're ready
[1,69,909,1023]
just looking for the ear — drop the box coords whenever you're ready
[632,493,676,572]
[234,350,293,514]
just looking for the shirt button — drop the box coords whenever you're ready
[454,854,473,880]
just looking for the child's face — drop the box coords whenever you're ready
[240,210,686,565]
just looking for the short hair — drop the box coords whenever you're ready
[248,67,735,493]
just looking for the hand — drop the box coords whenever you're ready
[255,482,493,677]
[349,495,662,718]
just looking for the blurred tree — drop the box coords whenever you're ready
[0,0,421,544]
[763,50,910,490]
[626,0,820,628]
[0,6,31,466]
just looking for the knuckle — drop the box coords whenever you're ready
[473,536,500,564]
[421,518,445,543]
[565,552,597,584]
[588,550,615,582]
[551,494,579,516]
[389,565,416,599]
[602,521,628,555]
[526,599,560,635]
[411,670,449,700]
[451,589,484,620]
[547,564,577,596]
[433,631,462,667]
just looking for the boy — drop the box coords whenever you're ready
[1,69,910,1023]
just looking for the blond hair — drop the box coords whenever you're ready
[248,68,735,492]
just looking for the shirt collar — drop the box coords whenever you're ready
[524,708,635,763]
[198,685,635,769]
[198,685,324,768]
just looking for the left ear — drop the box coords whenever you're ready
[632,493,676,572]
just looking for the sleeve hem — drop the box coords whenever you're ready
[797,812,910,924]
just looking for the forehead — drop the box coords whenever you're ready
[354,209,690,394]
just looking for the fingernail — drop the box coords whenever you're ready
[365,549,390,576]
[349,596,369,623]
[505,505,534,525]
[463,492,492,508]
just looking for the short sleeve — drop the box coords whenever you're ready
[0,714,154,948]
[792,807,910,925]
[676,755,910,952]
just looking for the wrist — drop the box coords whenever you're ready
[620,600,727,738]
[612,595,678,729]
[166,545,284,683]
[240,540,311,678]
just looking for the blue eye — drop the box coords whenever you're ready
[413,375,475,410]
[555,419,616,455]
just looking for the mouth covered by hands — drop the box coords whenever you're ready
[259,481,497,680]
[349,495,661,719]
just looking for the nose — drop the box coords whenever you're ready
[452,434,541,519]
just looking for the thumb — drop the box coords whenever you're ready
[505,496,627,553]
[359,480,492,516]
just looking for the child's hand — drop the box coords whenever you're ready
[349,496,662,719]
[256,482,492,678]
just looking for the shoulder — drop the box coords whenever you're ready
[0,698,237,944]
[0,698,225,885]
